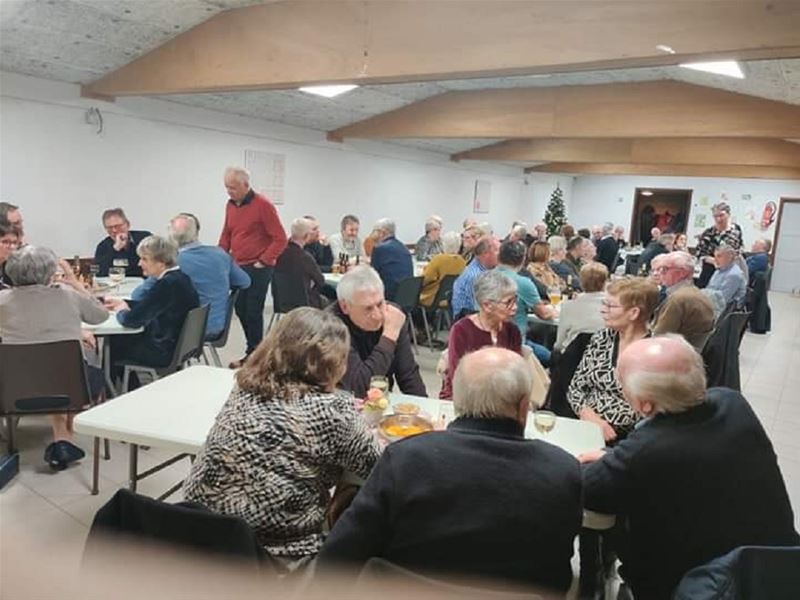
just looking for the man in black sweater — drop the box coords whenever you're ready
[319,347,582,593]
[274,217,326,308]
[581,335,798,600]
[595,222,620,274]
[94,208,152,277]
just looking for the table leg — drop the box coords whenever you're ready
[101,337,117,398]
[128,443,138,492]
[92,437,100,495]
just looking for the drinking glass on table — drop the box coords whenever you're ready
[548,287,562,307]
[369,375,389,401]
[108,266,125,286]
[533,410,556,435]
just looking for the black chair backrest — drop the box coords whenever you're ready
[0,340,90,416]
[702,310,750,390]
[545,332,593,417]
[207,289,240,347]
[167,304,210,371]
[431,274,458,310]
[85,489,267,568]
[392,276,424,310]
[271,270,309,314]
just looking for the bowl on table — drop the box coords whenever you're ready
[378,413,434,442]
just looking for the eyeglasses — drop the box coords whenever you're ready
[653,266,677,274]
[601,300,624,310]
[0,238,19,248]
[492,296,518,310]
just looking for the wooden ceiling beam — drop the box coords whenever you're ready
[83,1,800,98]
[524,162,800,180]
[329,81,800,141]
[453,138,800,167]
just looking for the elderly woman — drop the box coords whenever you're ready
[0,222,20,288]
[554,262,609,352]
[459,225,482,263]
[674,232,688,252]
[696,201,743,287]
[527,240,563,290]
[567,278,659,442]
[183,307,380,571]
[440,270,522,399]
[415,216,444,261]
[104,236,199,381]
[0,246,108,469]
[420,231,466,307]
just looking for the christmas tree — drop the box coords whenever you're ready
[544,184,567,237]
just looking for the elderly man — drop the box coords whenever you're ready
[505,221,528,244]
[275,217,326,309]
[302,214,333,272]
[595,222,619,273]
[650,251,714,350]
[707,243,747,309]
[330,265,425,398]
[591,224,603,244]
[370,218,412,299]
[533,222,548,242]
[328,214,362,261]
[0,222,20,288]
[613,225,626,249]
[414,216,444,261]
[451,236,500,319]
[93,208,152,277]
[638,232,674,275]
[581,336,798,600]
[319,347,582,591]
[134,214,251,339]
[0,201,24,242]
[218,166,287,366]
[746,238,772,284]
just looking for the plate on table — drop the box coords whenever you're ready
[379,414,434,442]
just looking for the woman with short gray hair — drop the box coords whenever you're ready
[103,235,199,387]
[0,245,108,470]
[440,270,522,399]
[415,216,444,261]
[420,231,466,308]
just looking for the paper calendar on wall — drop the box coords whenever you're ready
[244,149,286,205]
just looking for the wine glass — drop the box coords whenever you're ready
[533,410,556,435]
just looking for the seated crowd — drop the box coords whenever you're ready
[0,184,794,598]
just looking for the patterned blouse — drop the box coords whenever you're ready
[183,385,380,559]
[566,328,640,435]
[695,223,743,258]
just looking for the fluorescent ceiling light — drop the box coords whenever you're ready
[678,60,744,79]
[641,190,654,196]
[298,84,358,98]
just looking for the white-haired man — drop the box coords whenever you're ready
[131,214,251,340]
[274,217,326,308]
[330,265,425,398]
[581,336,798,600]
[707,243,746,309]
[219,166,287,366]
[319,347,582,592]
[370,218,412,299]
[595,222,619,273]
[746,238,772,285]
[651,251,714,350]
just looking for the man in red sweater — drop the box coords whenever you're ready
[219,166,287,366]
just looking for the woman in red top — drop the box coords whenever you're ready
[440,270,522,399]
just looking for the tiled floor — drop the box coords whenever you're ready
[2,292,799,594]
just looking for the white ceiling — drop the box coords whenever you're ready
[2,0,799,156]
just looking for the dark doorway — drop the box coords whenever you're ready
[630,188,693,246]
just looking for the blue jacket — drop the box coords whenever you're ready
[131,243,250,338]
[370,236,412,300]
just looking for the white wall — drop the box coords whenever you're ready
[520,173,575,228]
[571,175,800,248]
[0,71,529,256]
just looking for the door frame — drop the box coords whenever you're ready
[629,187,693,245]
[772,197,800,267]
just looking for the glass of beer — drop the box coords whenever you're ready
[548,288,562,307]
[534,410,556,435]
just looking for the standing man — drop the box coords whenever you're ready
[595,222,620,273]
[219,166,287,367]
[93,208,152,277]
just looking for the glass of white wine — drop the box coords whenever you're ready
[534,410,556,435]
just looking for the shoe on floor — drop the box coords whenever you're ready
[47,441,85,471]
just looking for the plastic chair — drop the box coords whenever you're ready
[85,488,269,570]
[428,274,457,347]
[391,276,426,353]
[203,289,240,367]
[118,304,210,393]
[267,270,309,331]
[0,340,106,493]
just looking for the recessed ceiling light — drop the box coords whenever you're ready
[298,84,359,98]
[641,190,654,196]
[678,60,744,79]
[655,44,675,54]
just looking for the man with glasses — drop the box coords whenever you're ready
[93,208,152,277]
[651,251,715,351]
[0,222,21,288]
[0,201,24,245]
[330,265,426,399]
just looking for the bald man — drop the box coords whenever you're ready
[581,336,798,600]
[320,347,582,592]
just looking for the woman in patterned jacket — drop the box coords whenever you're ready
[567,278,660,443]
[183,307,380,572]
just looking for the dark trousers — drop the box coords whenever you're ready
[235,265,273,355]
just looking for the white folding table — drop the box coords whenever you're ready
[83,314,143,397]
